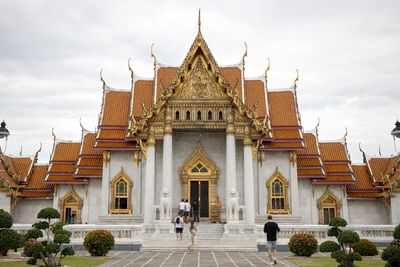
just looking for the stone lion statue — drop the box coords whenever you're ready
[159,188,171,220]
[227,188,239,221]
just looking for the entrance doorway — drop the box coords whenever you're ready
[190,180,209,217]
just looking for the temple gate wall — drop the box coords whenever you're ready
[348,199,390,225]
[0,191,10,212]
[13,199,53,224]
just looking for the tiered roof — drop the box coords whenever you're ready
[75,130,103,178]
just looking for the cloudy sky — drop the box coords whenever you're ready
[0,0,399,163]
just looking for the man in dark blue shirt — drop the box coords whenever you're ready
[263,215,280,265]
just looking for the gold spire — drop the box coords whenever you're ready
[198,9,201,33]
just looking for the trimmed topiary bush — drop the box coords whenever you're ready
[26,228,43,240]
[26,207,74,266]
[329,217,348,228]
[320,240,341,252]
[0,229,24,255]
[352,239,378,256]
[0,209,23,256]
[84,230,115,256]
[381,245,400,267]
[0,209,13,229]
[288,233,318,257]
[393,224,400,240]
[338,230,360,245]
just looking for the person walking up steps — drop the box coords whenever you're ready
[178,199,185,216]
[191,200,199,223]
[264,215,280,265]
[184,199,191,223]
[187,220,198,251]
[174,213,184,241]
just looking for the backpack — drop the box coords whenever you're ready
[175,217,180,224]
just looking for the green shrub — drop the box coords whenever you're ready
[288,233,318,257]
[26,229,43,240]
[34,221,49,230]
[37,208,60,220]
[390,239,400,247]
[352,239,378,256]
[0,209,13,229]
[319,240,341,252]
[338,230,360,245]
[329,217,348,228]
[50,221,65,235]
[393,225,400,240]
[331,250,362,267]
[328,227,341,237]
[0,229,24,255]
[381,245,400,267]
[84,230,115,256]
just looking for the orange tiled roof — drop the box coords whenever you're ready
[100,91,131,127]
[368,157,390,182]
[262,141,304,149]
[348,165,377,191]
[156,67,178,101]
[21,191,54,198]
[297,158,322,167]
[267,91,300,127]
[244,80,266,118]
[97,129,127,140]
[132,80,154,118]
[298,133,319,156]
[347,192,380,199]
[81,133,102,156]
[320,142,349,162]
[78,158,102,166]
[24,165,52,190]
[10,157,33,182]
[46,141,86,184]
[324,164,352,173]
[75,169,102,176]
[298,169,325,176]
[95,141,139,149]
[273,129,302,140]
[0,163,18,188]
[222,67,243,101]
[51,142,81,162]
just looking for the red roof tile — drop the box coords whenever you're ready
[100,91,131,127]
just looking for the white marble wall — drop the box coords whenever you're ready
[12,199,53,224]
[101,151,142,216]
[297,181,348,224]
[348,199,391,225]
[170,132,234,208]
[0,191,10,212]
[390,192,400,225]
[257,151,293,216]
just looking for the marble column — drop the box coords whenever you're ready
[243,129,255,224]
[225,116,237,222]
[144,127,156,223]
[289,151,300,216]
[161,128,173,220]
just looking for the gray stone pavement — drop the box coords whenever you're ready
[94,251,299,267]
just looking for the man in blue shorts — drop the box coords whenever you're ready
[264,215,280,265]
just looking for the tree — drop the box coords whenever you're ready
[0,209,23,256]
[26,207,74,267]
[326,218,362,267]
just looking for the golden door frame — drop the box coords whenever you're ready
[59,188,83,224]
[180,143,219,220]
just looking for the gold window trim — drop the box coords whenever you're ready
[317,189,342,224]
[267,167,290,214]
[109,168,133,214]
[59,188,83,224]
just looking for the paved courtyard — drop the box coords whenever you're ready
[95,251,298,267]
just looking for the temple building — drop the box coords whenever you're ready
[1,18,400,237]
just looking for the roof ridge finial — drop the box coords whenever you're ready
[294,69,299,89]
[264,58,271,80]
[19,145,23,156]
[100,69,106,90]
[150,44,157,67]
[51,128,56,143]
[79,117,89,133]
[379,145,382,156]
[198,9,201,33]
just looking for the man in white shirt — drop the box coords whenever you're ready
[184,199,191,223]
[178,199,185,217]
[174,213,184,241]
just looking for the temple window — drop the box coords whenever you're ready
[109,169,133,214]
[267,168,290,214]
[208,111,212,120]
[218,111,223,120]
[186,111,191,120]
[317,191,341,224]
[175,111,180,120]
[197,111,202,120]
